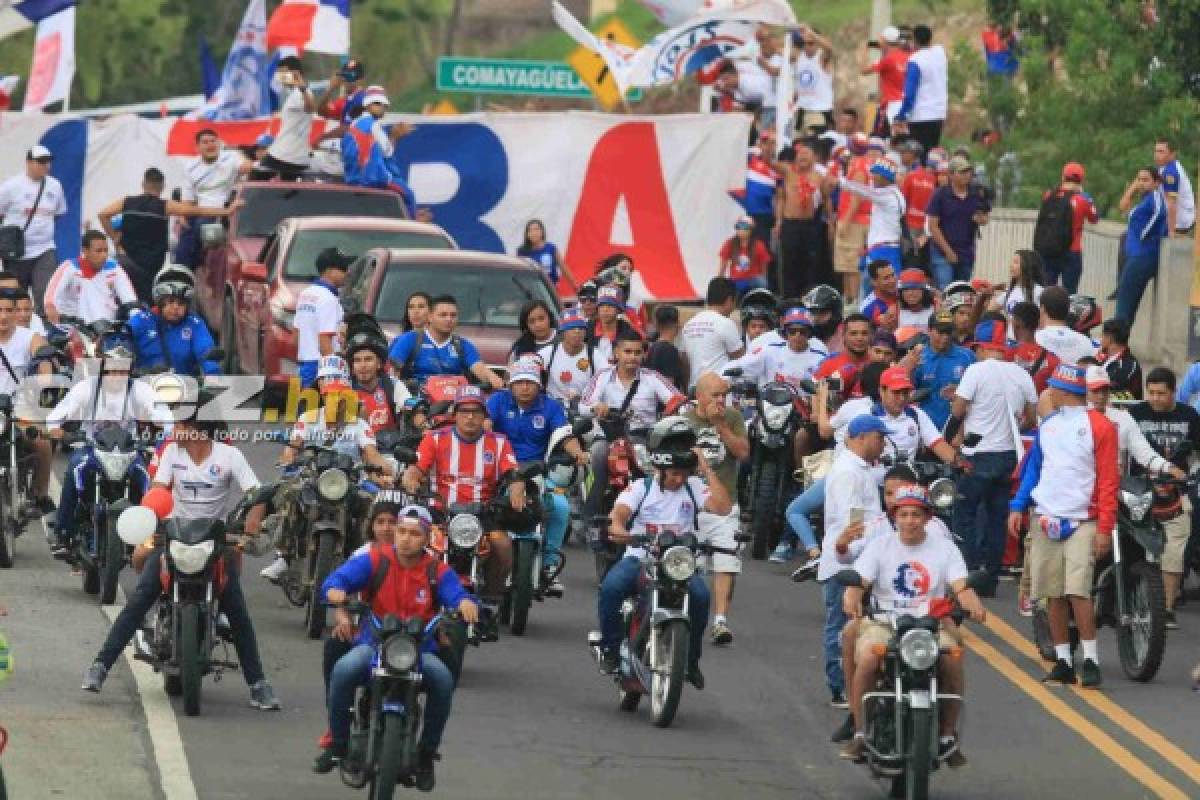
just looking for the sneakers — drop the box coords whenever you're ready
[249,680,281,710]
[1043,659,1077,685]
[1018,593,1034,617]
[260,556,288,583]
[312,746,344,774]
[768,542,795,563]
[939,736,967,768]
[51,540,73,560]
[1079,659,1103,689]
[545,577,565,597]
[415,748,439,792]
[790,556,820,583]
[839,733,866,762]
[1165,610,1179,630]
[831,714,855,743]
[598,648,620,675]
[710,621,733,646]
[81,661,108,692]
[830,689,849,709]
[686,663,705,690]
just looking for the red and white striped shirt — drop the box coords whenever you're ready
[416,427,517,505]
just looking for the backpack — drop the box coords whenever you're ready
[1033,190,1076,259]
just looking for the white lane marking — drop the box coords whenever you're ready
[49,473,199,800]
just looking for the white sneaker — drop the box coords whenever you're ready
[260,556,288,583]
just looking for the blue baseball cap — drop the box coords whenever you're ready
[869,159,897,183]
[1047,363,1087,396]
[255,133,274,148]
[597,285,625,309]
[847,414,889,438]
[559,309,588,331]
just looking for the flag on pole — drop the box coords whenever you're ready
[23,5,73,110]
[0,0,75,40]
[198,34,220,100]
[552,1,636,96]
[266,0,349,56]
[0,75,19,110]
[625,17,756,88]
[195,0,272,120]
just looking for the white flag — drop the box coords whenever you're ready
[775,32,794,145]
[551,1,635,96]
[23,5,73,110]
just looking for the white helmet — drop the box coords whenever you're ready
[545,425,584,490]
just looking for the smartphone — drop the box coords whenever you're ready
[847,508,865,529]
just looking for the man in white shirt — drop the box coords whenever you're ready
[45,231,138,325]
[0,145,68,313]
[295,247,351,388]
[792,25,836,131]
[816,414,887,707]
[948,319,1037,592]
[680,277,744,391]
[262,56,315,179]
[893,25,948,153]
[174,129,251,267]
[0,285,54,515]
[537,309,596,402]
[1035,286,1096,366]
[838,159,906,273]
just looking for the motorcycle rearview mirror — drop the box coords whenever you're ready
[723,367,743,378]
[798,378,819,394]
[571,417,592,437]
[116,505,159,547]
[963,569,991,592]
[393,446,417,464]
[834,569,864,588]
[23,426,39,441]
[962,432,983,449]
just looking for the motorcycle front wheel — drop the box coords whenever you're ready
[650,619,689,728]
[0,480,12,569]
[370,714,411,800]
[1117,561,1167,681]
[305,533,337,640]
[180,603,204,716]
[904,706,933,800]
[509,539,535,636]
[750,455,784,560]
[99,515,122,605]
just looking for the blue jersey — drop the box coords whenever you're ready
[518,242,560,284]
[913,344,975,428]
[388,330,482,383]
[128,309,220,376]
[486,390,568,463]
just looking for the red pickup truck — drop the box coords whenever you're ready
[192,182,454,382]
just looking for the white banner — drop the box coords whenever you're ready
[0,111,751,298]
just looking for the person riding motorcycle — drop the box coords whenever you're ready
[316,500,479,790]
[739,289,778,351]
[80,408,280,710]
[402,385,529,610]
[347,331,410,434]
[803,284,844,353]
[538,309,599,403]
[0,285,55,516]
[128,276,220,376]
[840,484,985,763]
[46,341,172,558]
[485,357,589,592]
[597,416,733,688]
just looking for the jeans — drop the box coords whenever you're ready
[542,489,569,569]
[783,478,825,552]
[55,448,149,545]
[1041,251,1083,294]
[298,360,318,389]
[8,248,57,315]
[930,249,974,290]
[1114,252,1159,326]
[95,550,266,685]
[173,216,215,268]
[733,276,769,297]
[328,644,455,752]
[953,450,1018,580]
[597,555,709,665]
[821,579,847,694]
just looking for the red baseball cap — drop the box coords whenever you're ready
[972,319,1008,352]
[1062,162,1085,182]
[880,366,914,391]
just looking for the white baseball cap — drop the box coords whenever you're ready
[362,85,389,107]
[1085,365,1111,390]
[27,145,52,160]
[881,26,901,43]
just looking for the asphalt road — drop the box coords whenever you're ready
[2,435,1199,800]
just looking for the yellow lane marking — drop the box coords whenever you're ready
[983,614,1200,788]
[961,629,1189,800]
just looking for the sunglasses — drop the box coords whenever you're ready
[33,157,53,164]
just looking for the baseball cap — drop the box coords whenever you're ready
[362,85,390,107]
[340,58,365,83]
[880,365,914,391]
[27,145,52,161]
[948,155,973,173]
[973,319,1008,352]
[317,355,349,381]
[869,158,897,183]
[1062,161,1085,182]
[734,215,754,231]
[881,25,901,43]
[559,308,588,331]
[597,285,625,308]
[847,414,889,438]
[898,268,929,290]
[781,307,814,330]
[316,247,354,272]
[452,384,486,410]
[1047,363,1087,396]
[1085,365,1111,390]
[255,133,275,148]
[577,281,598,300]
[893,484,932,510]
[397,504,433,533]
[508,357,543,386]
[930,309,955,332]
[871,330,898,352]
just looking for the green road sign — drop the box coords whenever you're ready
[436,56,641,101]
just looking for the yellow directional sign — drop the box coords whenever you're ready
[566,17,640,111]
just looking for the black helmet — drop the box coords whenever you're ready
[1067,294,1102,333]
[153,280,193,306]
[345,331,387,361]
[739,287,778,314]
[577,280,599,300]
[646,416,698,471]
[802,284,842,316]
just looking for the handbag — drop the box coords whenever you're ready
[0,178,47,264]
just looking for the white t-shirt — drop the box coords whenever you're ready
[992,284,1043,315]
[291,411,376,460]
[49,258,138,324]
[853,530,967,618]
[268,87,312,167]
[615,476,710,559]
[1035,325,1097,366]
[538,341,597,402]
[45,376,173,436]
[838,512,955,565]
[0,173,67,258]
[294,282,343,362]
[793,51,834,112]
[182,150,243,207]
[955,359,1037,454]
[725,341,827,390]
[732,61,771,107]
[748,329,785,353]
[26,312,46,335]
[0,326,35,396]
[680,309,743,389]
[874,405,944,472]
[580,367,680,431]
[156,441,260,520]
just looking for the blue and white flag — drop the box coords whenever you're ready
[0,0,75,39]
[196,0,272,121]
[626,17,756,88]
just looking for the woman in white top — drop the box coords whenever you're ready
[990,250,1045,316]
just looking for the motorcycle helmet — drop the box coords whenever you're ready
[344,331,388,361]
[577,280,599,301]
[802,284,843,340]
[646,416,698,471]
[1067,294,1102,333]
[942,281,977,312]
[545,425,584,490]
[100,340,135,364]
[152,280,193,306]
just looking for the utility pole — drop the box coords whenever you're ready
[869,0,890,37]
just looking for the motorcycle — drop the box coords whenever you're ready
[63,425,148,604]
[335,601,444,800]
[588,529,748,728]
[1031,472,1194,681]
[834,568,987,800]
[496,462,569,637]
[0,396,43,568]
[585,409,649,582]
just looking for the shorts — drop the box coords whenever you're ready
[698,507,742,574]
[1029,517,1096,599]
[1160,497,1191,573]
[855,618,961,661]
[834,222,868,274]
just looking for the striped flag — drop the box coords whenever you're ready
[23,4,73,110]
[0,0,75,39]
[266,0,349,56]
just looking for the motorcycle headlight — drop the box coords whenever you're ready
[762,402,791,431]
[382,634,418,673]
[634,443,652,472]
[316,468,350,502]
[899,628,940,671]
[448,513,483,548]
[928,479,956,511]
[169,539,215,575]
[96,450,136,482]
[1121,490,1152,522]
[660,545,696,582]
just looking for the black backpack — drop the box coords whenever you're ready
[1033,190,1076,259]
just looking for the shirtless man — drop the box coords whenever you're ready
[774,141,829,299]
